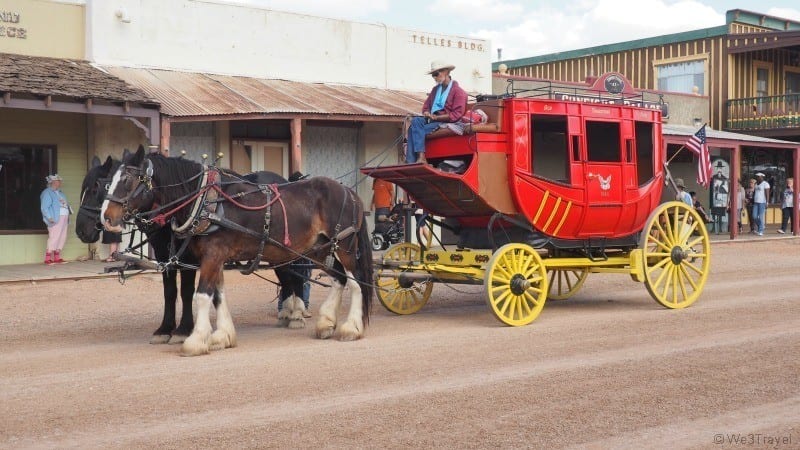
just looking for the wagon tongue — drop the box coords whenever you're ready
[360,163,496,217]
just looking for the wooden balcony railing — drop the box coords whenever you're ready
[725,93,800,131]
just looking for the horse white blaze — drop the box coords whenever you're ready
[180,292,213,356]
[337,270,364,341]
[315,280,344,339]
[209,290,236,350]
[100,169,124,232]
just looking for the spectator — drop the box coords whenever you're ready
[777,178,794,234]
[690,191,711,223]
[745,178,756,233]
[752,172,770,236]
[370,178,395,226]
[40,174,72,264]
[279,171,312,318]
[674,178,692,206]
[102,230,122,262]
[728,182,745,233]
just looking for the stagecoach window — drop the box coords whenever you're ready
[585,121,621,162]
[531,115,570,183]
[635,121,655,185]
[0,144,55,233]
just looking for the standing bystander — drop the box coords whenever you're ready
[752,173,770,236]
[40,174,72,264]
[777,178,794,234]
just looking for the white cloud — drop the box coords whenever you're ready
[426,0,525,22]
[766,7,800,21]
[478,0,725,61]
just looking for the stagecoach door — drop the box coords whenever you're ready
[583,120,624,231]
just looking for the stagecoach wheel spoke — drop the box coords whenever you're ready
[640,201,710,310]
[484,243,548,327]
[546,268,589,301]
[376,243,433,315]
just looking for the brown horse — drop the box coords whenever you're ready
[102,146,373,356]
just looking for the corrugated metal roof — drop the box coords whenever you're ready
[663,124,800,146]
[104,66,428,119]
[0,53,156,104]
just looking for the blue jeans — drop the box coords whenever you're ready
[752,202,766,233]
[407,117,442,163]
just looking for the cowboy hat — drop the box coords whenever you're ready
[427,60,455,74]
[46,174,63,184]
[675,178,686,188]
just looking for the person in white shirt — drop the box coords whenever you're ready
[752,172,770,236]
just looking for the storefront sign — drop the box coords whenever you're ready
[411,34,484,52]
[0,10,26,39]
[554,92,668,115]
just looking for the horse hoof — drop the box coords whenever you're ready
[315,326,335,340]
[288,318,306,329]
[168,334,187,345]
[210,330,235,350]
[180,337,209,356]
[337,321,363,341]
[150,334,171,345]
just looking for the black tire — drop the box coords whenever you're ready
[371,234,385,251]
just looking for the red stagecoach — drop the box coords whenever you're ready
[361,73,710,326]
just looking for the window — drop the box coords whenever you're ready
[0,144,56,232]
[635,121,655,185]
[657,60,705,95]
[585,121,621,162]
[531,115,569,183]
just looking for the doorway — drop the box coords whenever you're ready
[231,140,289,176]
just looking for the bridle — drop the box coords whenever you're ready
[79,175,115,230]
[106,159,154,208]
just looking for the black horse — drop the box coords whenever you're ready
[102,146,373,356]
[77,152,309,344]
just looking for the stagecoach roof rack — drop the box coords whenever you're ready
[489,75,667,115]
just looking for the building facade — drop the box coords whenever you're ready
[0,0,492,265]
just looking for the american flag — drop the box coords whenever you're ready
[685,125,711,188]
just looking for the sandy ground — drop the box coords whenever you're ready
[1,240,799,449]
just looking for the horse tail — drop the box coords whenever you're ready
[356,218,374,326]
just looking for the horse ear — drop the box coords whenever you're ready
[131,146,145,164]
[91,156,101,168]
[101,156,113,171]
[122,148,132,160]
[146,158,154,177]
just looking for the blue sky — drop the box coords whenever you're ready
[234,0,800,60]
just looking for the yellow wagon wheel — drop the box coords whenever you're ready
[546,268,588,300]
[484,243,548,326]
[376,243,433,315]
[640,201,711,309]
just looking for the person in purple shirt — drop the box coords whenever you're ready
[406,60,468,164]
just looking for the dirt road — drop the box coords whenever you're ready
[1,240,798,449]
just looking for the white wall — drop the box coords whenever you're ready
[85,0,491,94]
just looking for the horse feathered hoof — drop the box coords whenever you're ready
[337,320,363,341]
[315,319,335,339]
[209,330,236,350]
[288,318,306,329]
[150,334,171,345]
[277,308,291,327]
[168,334,188,345]
[180,335,210,356]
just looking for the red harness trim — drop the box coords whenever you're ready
[150,169,291,246]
